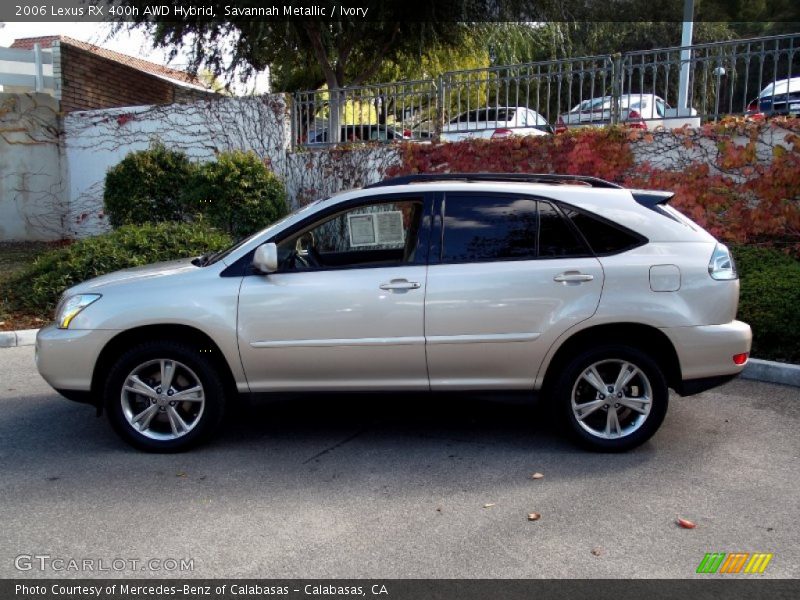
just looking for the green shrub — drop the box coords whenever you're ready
[104,143,198,228]
[4,223,232,316]
[189,151,289,238]
[104,146,289,238]
[734,246,800,363]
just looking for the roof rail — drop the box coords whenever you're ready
[365,173,623,189]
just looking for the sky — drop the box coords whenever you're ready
[0,22,269,94]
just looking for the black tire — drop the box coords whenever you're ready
[104,340,226,452]
[554,344,668,452]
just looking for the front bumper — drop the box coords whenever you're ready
[661,320,752,394]
[35,325,118,397]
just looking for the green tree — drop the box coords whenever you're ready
[115,2,474,141]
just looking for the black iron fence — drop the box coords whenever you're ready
[292,33,799,147]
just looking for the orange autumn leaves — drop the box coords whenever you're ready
[388,119,800,252]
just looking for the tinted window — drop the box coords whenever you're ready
[538,202,589,257]
[562,206,644,255]
[442,196,537,262]
[449,109,515,124]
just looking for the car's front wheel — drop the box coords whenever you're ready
[104,341,226,452]
[556,345,668,452]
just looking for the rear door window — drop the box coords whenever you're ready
[440,195,589,263]
[441,196,537,263]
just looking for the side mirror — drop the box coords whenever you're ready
[253,243,278,274]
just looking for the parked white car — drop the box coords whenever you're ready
[36,173,751,453]
[556,94,700,132]
[441,107,551,141]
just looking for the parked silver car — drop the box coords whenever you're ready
[36,173,751,452]
[556,94,700,132]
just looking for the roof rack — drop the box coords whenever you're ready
[365,173,623,189]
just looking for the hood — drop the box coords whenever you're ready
[68,258,199,294]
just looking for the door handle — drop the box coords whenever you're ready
[379,279,421,291]
[554,272,594,283]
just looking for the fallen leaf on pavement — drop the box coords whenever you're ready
[677,518,696,529]
[531,472,544,480]
[527,512,541,521]
[483,503,496,509]
[591,547,604,557]
[176,472,187,478]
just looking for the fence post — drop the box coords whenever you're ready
[51,41,62,100]
[289,92,297,150]
[610,53,622,125]
[435,75,445,142]
[33,43,44,92]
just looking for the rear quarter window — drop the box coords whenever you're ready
[561,205,645,255]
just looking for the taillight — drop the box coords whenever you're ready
[745,100,765,120]
[492,128,513,139]
[627,110,647,129]
[733,352,749,365]
[555,116,567,134]
[708,243,738,280]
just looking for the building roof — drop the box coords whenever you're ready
[10,35,207,90]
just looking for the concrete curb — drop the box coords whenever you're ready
[741,358,800,388]
[1,328,798,388]
[0,328,39,349]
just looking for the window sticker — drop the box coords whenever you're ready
[375,211,405,244]
[348,214,377,246]
[348,211,405,247]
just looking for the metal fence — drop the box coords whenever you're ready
[293,79,438,146]
[0,43,57,94]
[292,32,799,148]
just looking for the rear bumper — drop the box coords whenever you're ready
[661,320,752,394]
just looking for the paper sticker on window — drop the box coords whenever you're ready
[348,214,377,246]
[375,211,404,244]
[348,211,404,247]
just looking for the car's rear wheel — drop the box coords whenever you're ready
[555,345,668,452]
[104,341,226,452]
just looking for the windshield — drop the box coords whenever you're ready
[449,108,516,124]
[200,200,322,266]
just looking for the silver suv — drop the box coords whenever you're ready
[35,174,752,452]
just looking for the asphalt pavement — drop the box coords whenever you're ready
[1,345,798,579]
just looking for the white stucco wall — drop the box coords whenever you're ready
[0,93,66,241]
[63,94,290,238]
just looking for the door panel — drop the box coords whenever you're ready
[238,267,428,391]
[425,259,603,389]
[424,192,603,390]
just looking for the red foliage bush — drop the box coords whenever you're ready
[388,119,800,250]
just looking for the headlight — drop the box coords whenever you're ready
[55,294,101,329]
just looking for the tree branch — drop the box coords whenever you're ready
[301,22,339,88]
[350,23,402,87]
